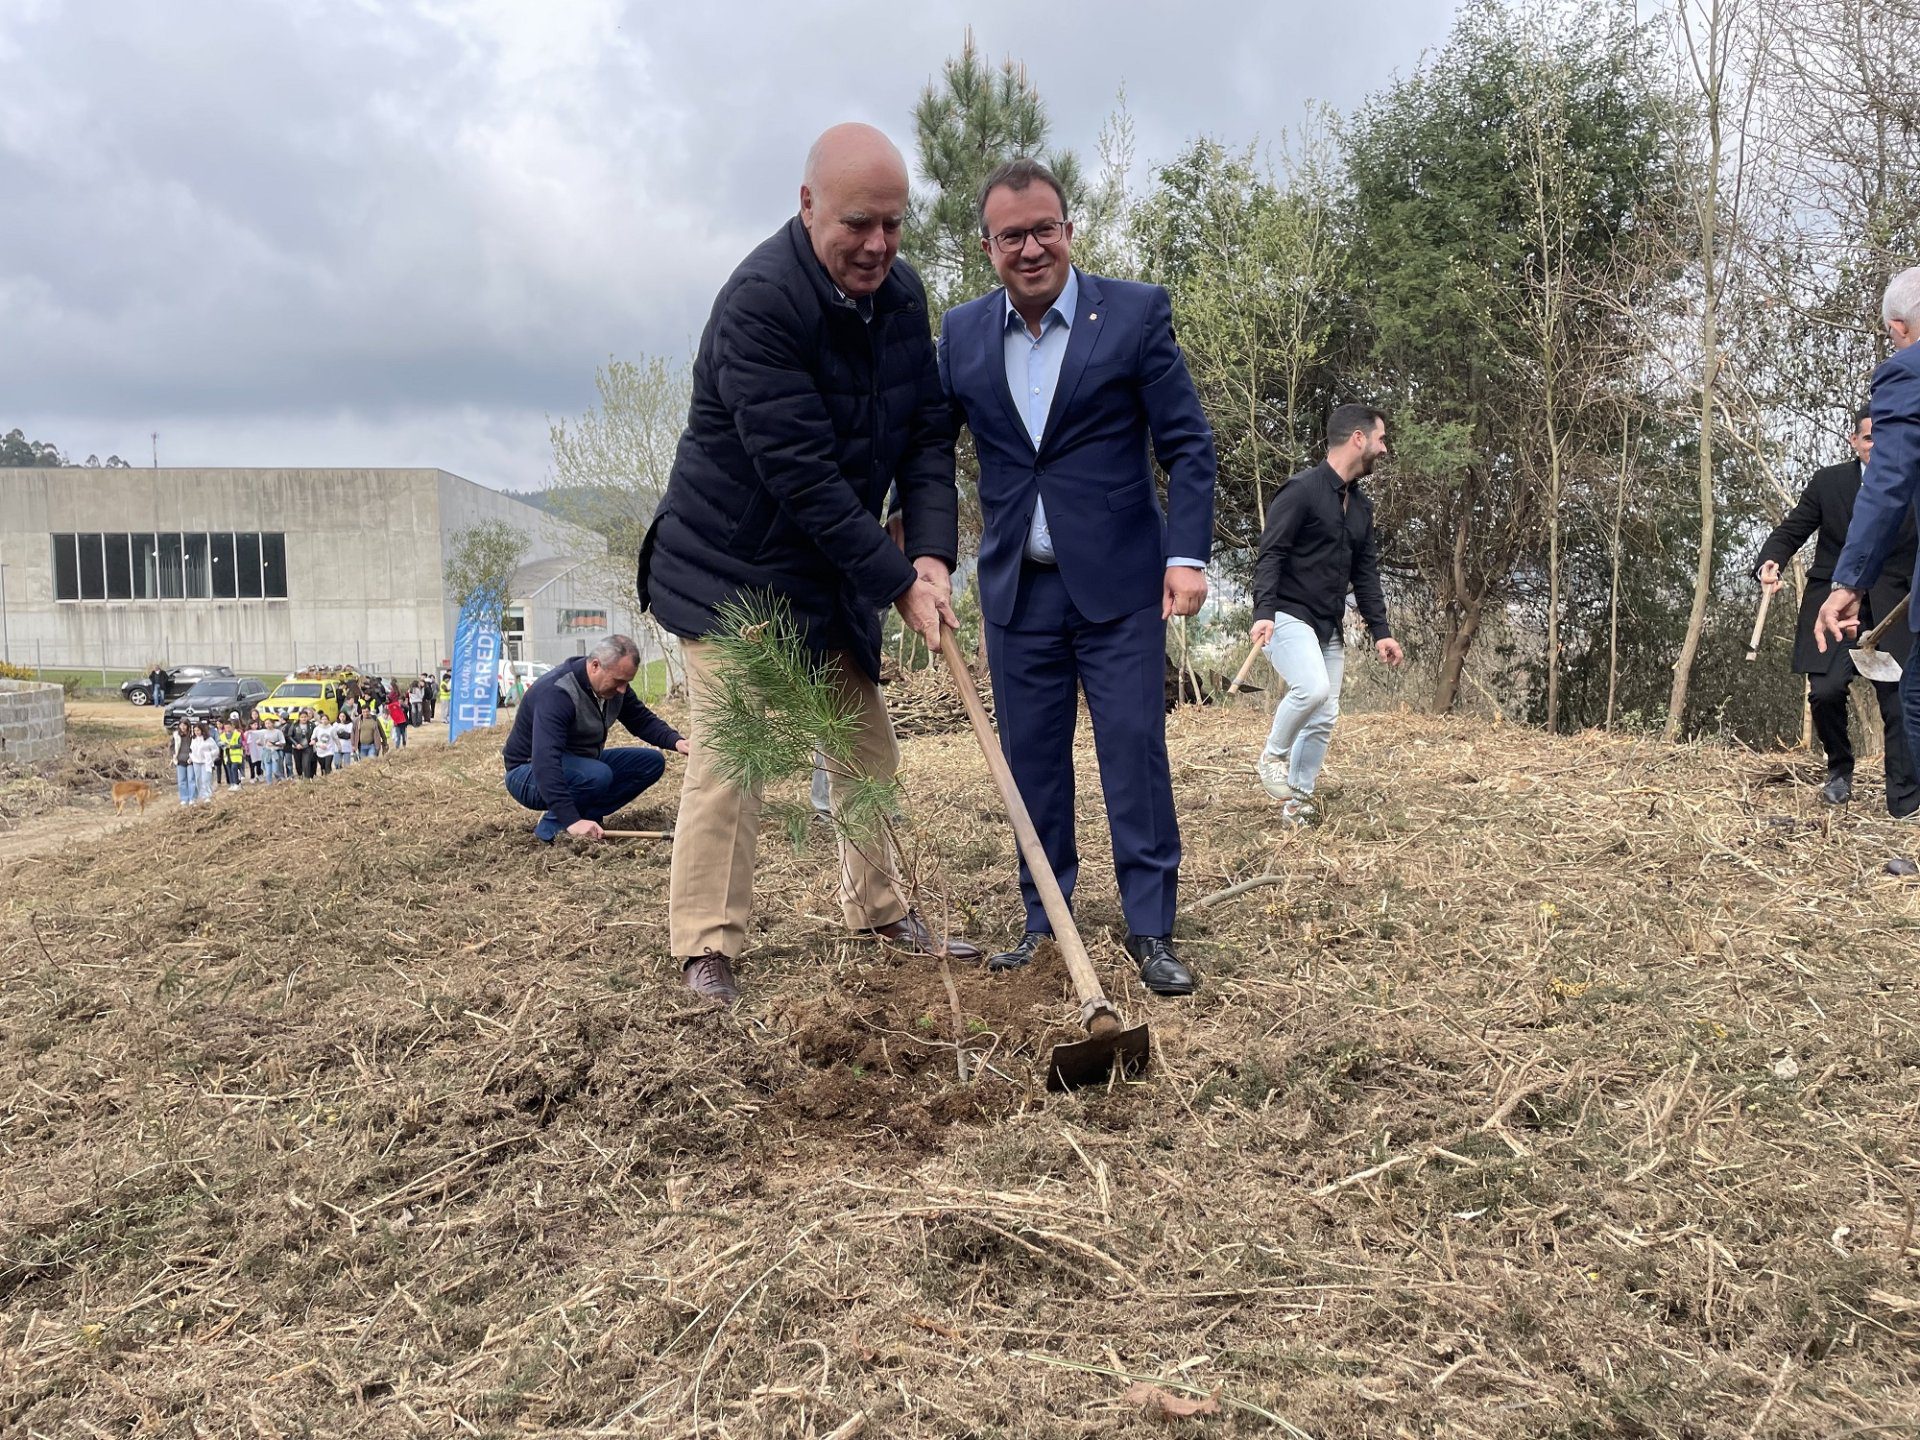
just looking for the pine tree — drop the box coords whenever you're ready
[904,29,1084,316]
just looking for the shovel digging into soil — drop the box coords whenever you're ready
[1846,593,1910,684]
[936,626,1150,1091]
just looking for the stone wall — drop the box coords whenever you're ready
[0,679,66,767]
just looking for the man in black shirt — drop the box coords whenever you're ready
[1248,405,1404,820]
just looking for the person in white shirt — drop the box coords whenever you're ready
[312,715,338,775]
[332,713,356,768]
[188,724,220,804]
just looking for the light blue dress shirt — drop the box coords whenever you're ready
[1002,268,1203,571]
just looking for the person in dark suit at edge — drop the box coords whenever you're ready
[1817,268,1920,803]
[1755,405,1919,814]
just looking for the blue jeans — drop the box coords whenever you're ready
[176,764,194,805]
[505,748,667,835]
[1260,612,1346,798]
[194,764,214,803]
[360,743,377,759]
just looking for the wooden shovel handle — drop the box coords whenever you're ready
[936,627,1114,1021]
[1745,587,1773,660]
[1859,591,1911,651]
[1226,640,1262,693]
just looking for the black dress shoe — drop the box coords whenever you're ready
[1822,773,1853,805]
[1125,934,1196,996]
[987,931,1046,971]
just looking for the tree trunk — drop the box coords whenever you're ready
[1606,409,1632,730]
[1664,0,1729,745]
[1545,441,1564,733]
[1665,368,1717,743]
[1433,603,1483,715]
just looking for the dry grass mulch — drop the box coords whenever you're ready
[2,707,1919,1437]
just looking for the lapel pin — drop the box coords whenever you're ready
[1089,312,1098,321]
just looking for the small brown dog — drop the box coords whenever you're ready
[111,780,153,815]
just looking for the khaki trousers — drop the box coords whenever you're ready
[669,639,908,959]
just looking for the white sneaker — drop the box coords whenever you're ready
[1280,797,1317,826]
[1256,754,1293,800]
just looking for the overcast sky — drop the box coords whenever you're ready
[0,0,1458,492]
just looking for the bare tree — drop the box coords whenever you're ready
[1663,0,1770,742]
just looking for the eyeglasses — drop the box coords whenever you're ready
[987,219,1066,254]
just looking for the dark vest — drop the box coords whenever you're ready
[553,670,618,757]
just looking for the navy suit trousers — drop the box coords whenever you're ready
[984,564,1180,937]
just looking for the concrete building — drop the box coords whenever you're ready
[0,467,643,676]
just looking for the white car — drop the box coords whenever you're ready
[497,660,551,705]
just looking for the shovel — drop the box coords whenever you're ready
[1226,640,1262,694]
[1745,588,1773,662]
[1848,593,1910,684]
[936,626,1150,1091]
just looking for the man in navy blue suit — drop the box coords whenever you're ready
[938,157,1217,996]
[1817,267,1920,762]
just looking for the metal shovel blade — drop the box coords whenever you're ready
[1046,1022,1151,1092]
[1853,647,1903,683]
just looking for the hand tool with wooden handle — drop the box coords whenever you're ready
[1745,587,1773,661]
[1847,592,1910,684]
[936,626,1148,1090]
[1226,640,1262,694]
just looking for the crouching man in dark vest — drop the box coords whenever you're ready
[502,634,688,843]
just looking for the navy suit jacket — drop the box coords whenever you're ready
[938,270,1216,627]
[1836,342,1920,626]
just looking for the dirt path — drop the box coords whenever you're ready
[0,796,176,863]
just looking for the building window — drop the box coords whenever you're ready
[236,532,262,599]
[209,532,237,599]
[557,607,610,634]
[50,531,289,601]
[261,533,287,599]
[182,533,209,598]
[75,533,106,599]
[105,533,133,600]
[131,533,157,600]
[157,533,184,599]
[51,534,78,600]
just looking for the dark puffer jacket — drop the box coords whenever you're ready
[637,216,958,680]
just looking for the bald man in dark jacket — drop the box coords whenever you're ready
[637,122,975,1003]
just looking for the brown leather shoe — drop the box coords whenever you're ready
[866,909,981,961]
[681,951,739,1004]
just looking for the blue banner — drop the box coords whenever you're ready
[448,590,502,743]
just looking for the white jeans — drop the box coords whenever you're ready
[1259,612,1345,797]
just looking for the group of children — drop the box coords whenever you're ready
[166,696,423,806]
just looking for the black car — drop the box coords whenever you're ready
[163,676,270,728]
[122,664,234,707]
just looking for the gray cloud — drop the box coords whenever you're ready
[0,0,1457,489]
